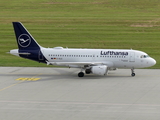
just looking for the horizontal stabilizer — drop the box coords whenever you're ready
[9,49,31,56]
[18,53,31,55]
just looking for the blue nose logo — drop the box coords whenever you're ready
[18,34,31,47]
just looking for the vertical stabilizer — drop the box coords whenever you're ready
[12,22,41,50]
[11,22,46,63]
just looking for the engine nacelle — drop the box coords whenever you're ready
[91,65,108,76]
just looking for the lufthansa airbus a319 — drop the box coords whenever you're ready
[9,22,156,77]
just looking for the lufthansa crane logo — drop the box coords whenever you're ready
[18,34,31,47]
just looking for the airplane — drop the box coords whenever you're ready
[9,22,156,77]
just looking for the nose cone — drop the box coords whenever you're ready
[150,58,156,66]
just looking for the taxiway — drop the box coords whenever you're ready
[0,67,160,120]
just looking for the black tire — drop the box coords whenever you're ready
[85,69,91,74]
[131,73,135,77]
[78,72,84,77]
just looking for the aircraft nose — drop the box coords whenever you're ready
[150,58,156,66]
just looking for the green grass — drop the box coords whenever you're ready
[0,0,160,68]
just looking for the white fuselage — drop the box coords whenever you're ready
[41,47,156,69]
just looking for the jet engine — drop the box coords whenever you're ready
[91,65,108,75]
[91,65,108,76]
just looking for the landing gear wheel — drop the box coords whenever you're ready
[131,68,135,77]
[131,73,135,77]
[85,69,91,74]
[78,72,84,77]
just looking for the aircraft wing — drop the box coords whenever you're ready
[46,61,113,67]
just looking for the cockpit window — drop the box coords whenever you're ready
[141,55,149,58]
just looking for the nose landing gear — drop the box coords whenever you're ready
[131,68,135,77]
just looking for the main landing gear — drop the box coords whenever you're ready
[78,68,92,77]
[78,68,136,77]
[78,68,86,77]
[131,68,135,77]
[78,72,84,77]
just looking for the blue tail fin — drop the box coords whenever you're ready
[12,22,41,50]
[12,22,46,63]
